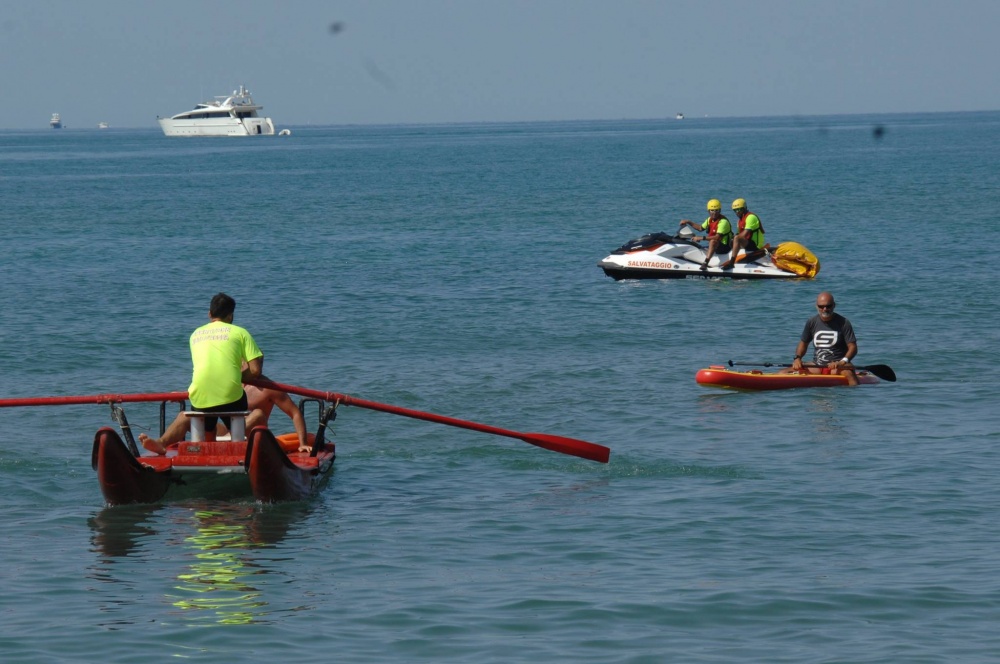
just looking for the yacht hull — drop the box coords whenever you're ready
[158,117,275,137]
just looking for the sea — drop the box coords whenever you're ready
[0,112,998,663]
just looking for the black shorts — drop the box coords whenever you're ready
[194,392,249,432]
[714,242,732,255]
[745,237,761,251]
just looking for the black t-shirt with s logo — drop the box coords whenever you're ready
[800,314,856,366]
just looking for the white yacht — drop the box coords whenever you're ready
[50,113,62,129]
[157,85,276,137]
[97,122,109,129]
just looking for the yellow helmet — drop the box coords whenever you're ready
[731,198,746,211]
[706,199,721,211]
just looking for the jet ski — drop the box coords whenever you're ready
[597,227,820,281]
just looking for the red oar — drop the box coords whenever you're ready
[0,392,189,408]
[248,378,611,463]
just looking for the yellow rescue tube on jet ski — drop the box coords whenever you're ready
[772,242,820,278]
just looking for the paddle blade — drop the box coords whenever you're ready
[862,364,896,382]
[521,433,611,464]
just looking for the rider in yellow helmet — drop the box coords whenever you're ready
[679,199,733,270]
[721,198,765,269]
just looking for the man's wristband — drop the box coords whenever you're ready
[793,355,802,360]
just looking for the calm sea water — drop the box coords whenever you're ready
[1,113,998,663]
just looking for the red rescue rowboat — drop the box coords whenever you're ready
[91,426,335,505]
[89,394,337,505]
[696,366,880,391]
[3,380,610,506]
[1,390,336,505]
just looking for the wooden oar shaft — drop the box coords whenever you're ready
[0,392,189,408]
[249,378,611,463]
[251,378,524,434]
[248,379,506,435]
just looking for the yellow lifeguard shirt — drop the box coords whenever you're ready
[187,321,263,409]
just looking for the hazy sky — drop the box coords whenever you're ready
[3,0,998,129]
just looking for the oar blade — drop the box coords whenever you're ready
[521,433,611,464]
[862,364,896,382]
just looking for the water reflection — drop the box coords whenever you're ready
[89,501,315,625]
[170,507,269,625]
[695,391,735,413]
[89,504,162,558]
[805,393,849,444]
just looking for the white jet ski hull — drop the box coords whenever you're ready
[598,231,809,281]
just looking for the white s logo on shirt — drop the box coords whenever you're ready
[814,330,839,348]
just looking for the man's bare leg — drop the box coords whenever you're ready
[139,411,189,454]
[245,408,267,431]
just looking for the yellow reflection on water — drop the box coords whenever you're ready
[167,502,310,626]
[171,510,265,625]
[90,501,313,628]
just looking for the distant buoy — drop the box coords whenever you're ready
[278,129,291,136]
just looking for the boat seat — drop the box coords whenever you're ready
[183,410,251,442]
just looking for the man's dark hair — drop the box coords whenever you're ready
[209,292,236,319]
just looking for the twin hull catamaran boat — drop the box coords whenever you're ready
[91,395,336,505]
[158,85,276,137]
[598,228,820,280]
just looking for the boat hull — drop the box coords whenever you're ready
[91,427,334,505]
[599,259,796,280]
[246,428,334,502]
[598,232,819,281]
[695,367,880,390]
[92,428,174,504]
[158,117,276,137]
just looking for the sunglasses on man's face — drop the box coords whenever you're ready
[817,303,834,310]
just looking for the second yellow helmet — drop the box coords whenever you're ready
[706,199,722,211]
[731,198,747,210]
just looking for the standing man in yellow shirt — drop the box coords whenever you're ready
[186,292,263,436]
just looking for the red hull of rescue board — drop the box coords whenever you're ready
[695,366,880,391]
[91,426,335,505]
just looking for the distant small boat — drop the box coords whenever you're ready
[50,113,62,129]
[675,113,684,120]
[98,122,109,129]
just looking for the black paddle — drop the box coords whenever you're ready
[728,360,896,382]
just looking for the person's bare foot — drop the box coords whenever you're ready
[139,433,167,455]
